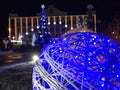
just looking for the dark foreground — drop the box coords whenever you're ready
[0,62,34,90]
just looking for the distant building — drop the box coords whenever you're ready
[106,15,120,43]
[8,5,96,45]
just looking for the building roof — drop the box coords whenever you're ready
[37,5,67,16]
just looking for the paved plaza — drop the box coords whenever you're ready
[0,61,34,90]
[0,50,39,90]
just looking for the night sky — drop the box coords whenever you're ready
[0,0,120,37]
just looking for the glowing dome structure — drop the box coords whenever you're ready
[33,28,120,90]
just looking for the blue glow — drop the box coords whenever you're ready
[101,77,105,81]
[101,83,104,87]
[116,75,119,78]
[112,64,115,67]
[33,31,120,90]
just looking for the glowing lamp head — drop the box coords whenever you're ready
[32,55,39,63]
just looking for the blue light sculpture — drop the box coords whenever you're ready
[33,28,120,90]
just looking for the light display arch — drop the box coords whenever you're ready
[33,28,120,90]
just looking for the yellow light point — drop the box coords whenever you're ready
[7,60,13,63]
[112,32,115,34]
[116,36,118,38]
[40,35,43,38]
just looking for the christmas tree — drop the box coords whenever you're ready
[35,5,52,45]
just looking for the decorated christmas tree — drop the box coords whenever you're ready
[35,5,52,45]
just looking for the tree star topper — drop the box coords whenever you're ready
[41,4,45,9]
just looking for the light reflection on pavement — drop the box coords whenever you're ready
[0,51,39,71]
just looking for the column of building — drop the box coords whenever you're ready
[8,15,96,42]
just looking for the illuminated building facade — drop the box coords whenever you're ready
[8,5,96,45]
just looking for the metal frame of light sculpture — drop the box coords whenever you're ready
[33,31,120,90]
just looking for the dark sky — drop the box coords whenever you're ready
[0,0,120,37]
